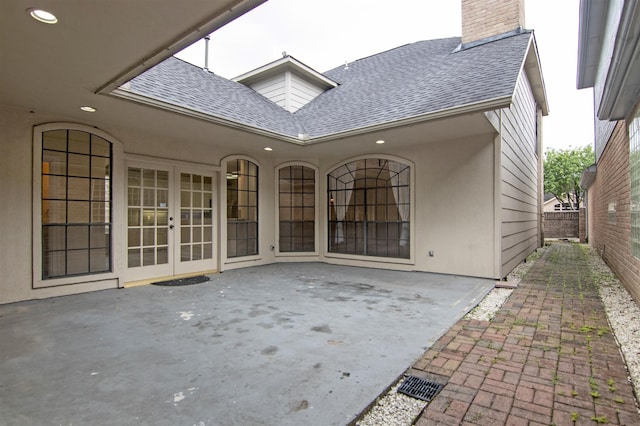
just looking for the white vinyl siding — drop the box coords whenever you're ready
[500,72,539,277]
[249,74,287,110]
[248,71,327,113]
[289,73,325,112]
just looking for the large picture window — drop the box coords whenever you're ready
[41,129,112,279]
[227,159,258,258]
[630,107,640,258]
[328,158,410,259]
[278,165,315,252]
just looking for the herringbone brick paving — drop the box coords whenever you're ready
[413,242,640,425]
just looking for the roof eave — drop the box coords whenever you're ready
[576,0,608,89]
[523,34,550,116]
[96,0,267,95]
[111,88,307,145]
[580,163,597,188]
[597,0,640,120]
[113,88,512,146]
[303,96,514,145]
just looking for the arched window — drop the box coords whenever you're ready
[226,159,258,258]
[40,129,112,278]
[328,158,410,259]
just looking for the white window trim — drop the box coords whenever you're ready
[221,155,262,266]
[32,123,125,289]
[274,161,320,257]
[323,154,416,265]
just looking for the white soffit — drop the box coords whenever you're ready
[0,0,266,114]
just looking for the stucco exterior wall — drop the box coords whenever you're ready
[1,103,499,304]
[587,120,640,304]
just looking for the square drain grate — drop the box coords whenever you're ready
[397,376,443,402]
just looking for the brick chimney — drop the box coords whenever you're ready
[461,0,526,44]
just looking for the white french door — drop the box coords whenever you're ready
[126,162,217,282]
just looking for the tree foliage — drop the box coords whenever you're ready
[544,145,594,209]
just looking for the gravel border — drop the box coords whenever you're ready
[586,245,640,411]
[356,243,640,424]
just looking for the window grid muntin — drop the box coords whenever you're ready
[227,159,258,258]
[180,173,214,262]
[630,108,640,258]
[279,165,315,252]
[328,159,410,259]
[127,168,169,268]
[41,130,112,279]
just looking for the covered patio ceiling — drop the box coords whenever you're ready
[0,0,265,126]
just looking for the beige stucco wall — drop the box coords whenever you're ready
[0,107,36,304]
[312,134,497,278]
[1,103,499,304]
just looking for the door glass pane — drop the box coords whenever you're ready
[143,228,155,246]
[128,166,171,270]
[157,228,168,246]
[180,172,214,264]
[203,243,213,259]
[157,171,169,189]
[143,170,155,188]
[143,248,155,266]
[128,188,141,206]
[128,248,141,268]
[128,168,141,186]
[128,228,140,247]
[157,247,168,265]
[181,245,190,262]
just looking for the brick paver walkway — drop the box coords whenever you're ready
[413,242,640,425]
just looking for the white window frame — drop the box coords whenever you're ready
[275,162,319,256]
[32,123,125,289]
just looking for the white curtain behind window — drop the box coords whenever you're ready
[329,165,354,244]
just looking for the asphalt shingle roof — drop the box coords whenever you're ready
[124,31,533,140]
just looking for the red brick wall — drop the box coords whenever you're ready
[579,208,586,243]
[544,211,579,238]
[588,121,640,303]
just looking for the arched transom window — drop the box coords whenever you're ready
[328,158,410,259]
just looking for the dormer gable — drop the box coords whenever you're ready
[233,55,338,113]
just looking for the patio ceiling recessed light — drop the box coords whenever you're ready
[376,140,385,144]
[80,106,97,113]
[264,147,273,151]
[28,8,58,24]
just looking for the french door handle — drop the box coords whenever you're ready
[169,224,174,229]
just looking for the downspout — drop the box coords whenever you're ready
[537,106,544,247]
[494,110,503,279]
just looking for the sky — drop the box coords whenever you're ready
[175,0,594,151]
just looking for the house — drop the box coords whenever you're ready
[0,0,548,304]
[577,0,640,302]
[543,192,579,212]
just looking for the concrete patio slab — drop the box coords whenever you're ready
[0,263,493,426]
